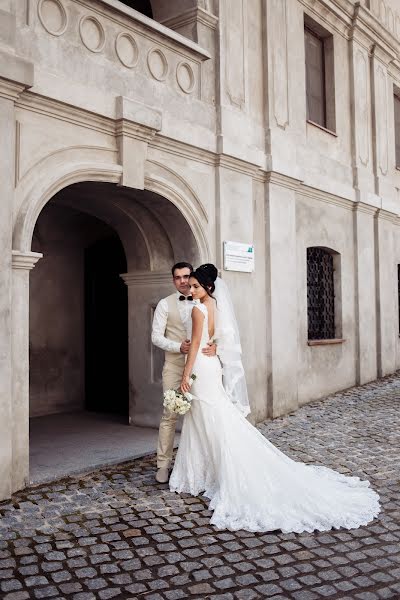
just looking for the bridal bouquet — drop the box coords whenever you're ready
[163,375,196,415]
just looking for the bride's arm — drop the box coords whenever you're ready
[180,307,204,393]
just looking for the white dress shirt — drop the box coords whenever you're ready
[151,292,196,353]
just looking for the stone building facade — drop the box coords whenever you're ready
[1,0,400,501]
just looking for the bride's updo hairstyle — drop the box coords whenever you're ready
[190,263,218,298]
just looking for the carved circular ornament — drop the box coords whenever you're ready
[176,61,195,94]
[147,48,168,82]
[115,32,139,68]
[38,0,68,36]
[79,15,105,53]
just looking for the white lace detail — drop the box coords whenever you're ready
[169,309,380,533]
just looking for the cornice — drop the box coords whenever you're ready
[160,7,219,31]
[15,93,115,135]
[115,121,159,143]
[265,171,303,192]
[12,250,43,270]
[352,5,399,63]
[298,0,353,39]
[299,184,355,211]
[120,271,172,286]
[0,79,27,102]
[150,135,216,166]
[375,208,399,224]
[216,154,263,178]
[352,201,378,216]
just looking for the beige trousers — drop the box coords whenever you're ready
[157,361,183,469]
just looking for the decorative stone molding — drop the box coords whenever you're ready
[115,96,162,142]
[120,271,171,287]
[11,251,42,270]
[115,32,139,68]
[375,208,399,223]
[16,93,114,135]
[176,62,195,94]
[116,96,161,189]
[35,0,209,98]
[160,7,219,31]
[38,0,68,37]
[353,202,378,216]
[147,48,169,82]
[0,78,29,102]
[265,171,303,192]
[216,154,263,179]
[79,15,106,53]
[0,50,34,98]
[298,185,355,212]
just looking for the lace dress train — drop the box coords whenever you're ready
[169,304,380,533]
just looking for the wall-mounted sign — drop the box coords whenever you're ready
[223,241,255,273]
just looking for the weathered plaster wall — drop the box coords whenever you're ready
[29,204,107,417]
[296,195,357,405]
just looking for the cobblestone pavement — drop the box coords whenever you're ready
[1,375,400,600]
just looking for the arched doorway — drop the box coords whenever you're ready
[26,180,204,483]
[84,233,128,415]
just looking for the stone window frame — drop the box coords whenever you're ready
[394,86,400,170]
[306,246,344,345]
[304,14,336,135]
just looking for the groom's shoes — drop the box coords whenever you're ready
[155,467,169,484]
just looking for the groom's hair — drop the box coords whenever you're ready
[171,262,193,276]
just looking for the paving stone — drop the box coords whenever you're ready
[33,586,58,598]
[1,580,23,592]
[25,576,49,587]
[188,582,215,595]
[3,593,30,600]
[97,589,121,600]
[1,374,400,600]
[51,570,72,583]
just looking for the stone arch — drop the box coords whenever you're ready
[13,152,210,265]
[11,151,211,490]
[13,157,123,253]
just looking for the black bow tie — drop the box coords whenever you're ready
[179,295,193,301]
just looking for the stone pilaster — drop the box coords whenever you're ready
[265,173,300,418]
[11,251,42,492]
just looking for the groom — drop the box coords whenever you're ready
[151,261,216,483]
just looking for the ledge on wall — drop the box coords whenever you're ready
[307,338,346,346]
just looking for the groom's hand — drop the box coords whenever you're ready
[202,342,217,357]
[180,339,191,354]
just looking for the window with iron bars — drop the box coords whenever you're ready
[307,247,335,340]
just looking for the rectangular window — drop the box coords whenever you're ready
[394,93,400,168]
[307,247,335,340]
[304,16,336,132]
[305,29,326,127]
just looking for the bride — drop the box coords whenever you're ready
[169,264,380,533]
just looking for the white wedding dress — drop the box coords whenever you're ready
[169,302,380,533]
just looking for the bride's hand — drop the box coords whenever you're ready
[180,375,191,394]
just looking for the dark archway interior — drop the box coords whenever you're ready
[119,0,153,18]
[30,203,129,419]
[29,181,200,425]
[85,234,128,415]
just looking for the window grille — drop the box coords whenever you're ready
[307,248,335,340]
